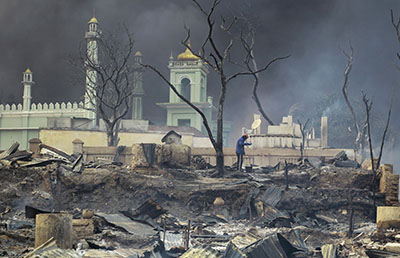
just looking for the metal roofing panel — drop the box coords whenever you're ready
[160,231,184,250]
[260,186,283,207]
[224,233,299,258]
[321,244,337,258]
[23,238,80,258]
[181,246,222,258]
[96,212,156,236]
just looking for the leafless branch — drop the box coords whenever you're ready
[298,119,310,161]
[341,41,362,160]
[391,9,400,45]
[76,24,136,146]
[376,95,393,168]
[362,91,376,212]
[226,54,290,83]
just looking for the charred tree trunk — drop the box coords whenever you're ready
[362,92,376,218]
[341,43,361,162]
[298,119,309,162]
[284,160,289,191]
[215,78,227,176]
[347,188,354,238]
[376,97,392,169]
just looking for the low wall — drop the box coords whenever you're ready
[192,147,354,166]
[82,143,190,168]
[81,145,352,167]
[39,129,200,154]
[83,146,133,165]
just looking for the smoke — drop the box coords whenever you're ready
[0,0,400,148]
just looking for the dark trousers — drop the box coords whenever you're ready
[236,153,244,171]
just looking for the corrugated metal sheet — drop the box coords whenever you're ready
[321,244,337,258]
[96,212,156,236]
[83,249,137,258]
[262,205,290,223]
[83,246,168,258]
[260,186,283,207]
[365,249,400,258]
[231,234,259,250]
[181,246,222,258]
[23,238,80,258]
[224,233,299,258]
[160,231,184,250]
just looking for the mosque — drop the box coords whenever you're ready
[0,16,231,152]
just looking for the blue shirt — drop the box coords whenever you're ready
[236,136,251,154]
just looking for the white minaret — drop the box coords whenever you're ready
[22,68,34,111]
[132,51,144,120]
[84,16,100,115]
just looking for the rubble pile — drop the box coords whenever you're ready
[0,143,398,257]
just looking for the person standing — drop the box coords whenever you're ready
[236,134,252,172]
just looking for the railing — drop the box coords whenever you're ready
[0,101,86,113]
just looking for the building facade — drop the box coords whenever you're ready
[0,17,100,150]
[157,43,231,145]
[157,43,214,131]
[0,17,236,150]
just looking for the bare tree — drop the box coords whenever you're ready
[298,119,310,162]
[362,92,376,213]
[144,0,288,176]
[376,97,392,169]
[75,26,136,146]
[341,43,367,161]
[361,92,392,215]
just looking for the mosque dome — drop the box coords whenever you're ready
[88,17,98,24]
[177,42,199,61]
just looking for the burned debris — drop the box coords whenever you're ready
[0,140,399,258]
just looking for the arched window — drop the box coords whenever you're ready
[181,78,191,101]
[200,78,205,102]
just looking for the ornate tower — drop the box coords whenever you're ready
[132,51,144,120]
[157,42,213,132]
[84,16,100,118]
[22,68,34,111]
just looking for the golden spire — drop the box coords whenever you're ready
[24,68,32,73]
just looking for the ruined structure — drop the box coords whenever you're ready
[247,114,328,149]
[194,114,350,166]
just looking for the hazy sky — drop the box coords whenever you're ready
[0,0,400,145]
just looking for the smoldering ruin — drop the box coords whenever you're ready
[1,0,400,258]
[0,135,398,257]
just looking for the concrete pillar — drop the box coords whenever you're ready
[253,114,261,135]
[72,139,84,155]
[35,213,72,249]
[287,115,293,126]
[321,116,328,148]
[28,138,41,158]
[377,206,400,230]
[207,96,213,106]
